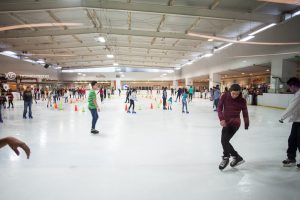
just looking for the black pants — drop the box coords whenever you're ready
[163,98,167,109]
[214,98,219,109]
[125,96,129,103]
[128,100,135,111]
[287,122,300,160]
[8,100,13,108]
[189,93,193,101]
[221,126,239,158]
[100,94,104,102]
[175,94,181,102]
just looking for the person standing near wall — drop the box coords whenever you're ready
[162,87,167,110]
[279,77,300,169]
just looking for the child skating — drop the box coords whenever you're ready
[127,89,137,114]
[167,96,173,110]
[182,88,189,114]
[217,84,249,170]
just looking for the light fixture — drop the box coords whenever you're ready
[78,73,82,75]
[55,66,62,69]
[249,23,276,36]
[266,69,270,72]
[250,73,253,76]
[82,74,86,76]
[216,43,233,51]
[187,61,193,65]
[240,35,255,42]
[243,60,247,63]
[208,38,214,42]
[97,37,106,43]
[113,63,119,66]
[162,73,167,76]
[175,67,181,70]
[293,10,300,17]
[241,73,245,75]
[107,54,114,58]
[203,53,213,58]
[36,59,45,64]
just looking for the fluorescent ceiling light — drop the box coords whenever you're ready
[107,54,114,58]
[216,43,233,51]
[240,35,255,42]
[97,37,106,43]
[186,61,193,65]
[208,38,214,42]
[175,67,181,70]
[162,73,167,76]
[113,63,119,66]
[203,53,213,58]
[55,66,62,69]
[36,59,45,64]
[1,51,16,56]
[293,10,300,17]
[23,58,36,63]
[249,23,276,36]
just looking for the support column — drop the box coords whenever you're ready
[209,73,221,89]
[114,79,121,90]
[185,78,193,87]
[172,80,178,88]
[270,58,297,93]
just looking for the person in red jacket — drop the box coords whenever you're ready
[217,84,249,170]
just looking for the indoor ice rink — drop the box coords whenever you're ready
[0,1,300,200]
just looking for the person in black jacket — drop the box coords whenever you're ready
[23,86,33,119]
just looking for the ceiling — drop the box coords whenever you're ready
[0,0,299,73]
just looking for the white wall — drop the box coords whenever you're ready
[0,55,59,79]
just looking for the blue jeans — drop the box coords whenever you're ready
[23,101,32,117]
[89,109,98,129]
[182,101,188,112]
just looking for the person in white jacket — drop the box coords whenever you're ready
[127,89,137,114]
[279,77,300,169]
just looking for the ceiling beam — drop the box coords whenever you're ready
[8,12,38,31]
[209,0,221,10]
[9,41,205,52]
[0,28,209,41]
[86,8,102,28]
[0,0,280,23]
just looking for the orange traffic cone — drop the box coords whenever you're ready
[150,103,153,109]
[125,104,128,112]
[75,105,78,112]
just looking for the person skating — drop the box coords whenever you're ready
[182,88,189,114]
[167,96,173,110]
[213,85,221,111]
[162,87,167,110]
[88,81,100,134]
[127,89,137,114]
[23,86,33,119]
[125,88,131,103]
[279,77,300,169]
[6,90,14,109]
[175,88,182,102]
[217,84,249,170]
[188,86,193,102]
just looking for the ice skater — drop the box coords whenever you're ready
[6,89,14,109]
[182,88,189,114]
[213,85,221,111]
[217,84,249,170]
[167,96,173,110]
[188,86,193,102]
[162,87,167,110]
[88,81,100,134]
[279,77,300,169]
[23,86,33,119]
[127,89,137,114]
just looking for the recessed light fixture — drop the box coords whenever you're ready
[113,63,119,66]
[266,69,270,72]
[107,54,114,58]
[203,53,213,58]
[241,73,245,75]
[97,37,106,43]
